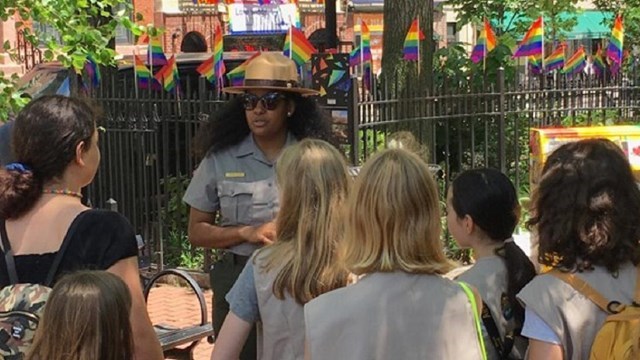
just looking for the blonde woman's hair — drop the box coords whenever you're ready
[26,270,133,360]
[261,139,351,304]
[342,148,453,275]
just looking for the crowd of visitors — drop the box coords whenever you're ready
[1,52,639,360]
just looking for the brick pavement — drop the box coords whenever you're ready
[147,285,215,360]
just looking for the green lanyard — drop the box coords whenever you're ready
[458,281,489,360]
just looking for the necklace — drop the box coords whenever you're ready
[42,188,83,199]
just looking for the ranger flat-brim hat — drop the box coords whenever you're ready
[223,52,320,96]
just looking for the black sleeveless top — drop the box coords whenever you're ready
[0,209,138,287]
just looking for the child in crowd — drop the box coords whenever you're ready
[447,168,536,359]
[211,139,351,360]
[304,149,487,360]
[26,270,133,360]
[518,138,640,360]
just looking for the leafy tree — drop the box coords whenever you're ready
[0,0,147,122]
[445,0,581,42]
[594,0,640,51]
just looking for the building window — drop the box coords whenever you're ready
[115,2,134,45]
[32,22,61,46]
[446,22,458,46]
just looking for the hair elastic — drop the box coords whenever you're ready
[503,237,514,243]
[5,162,31,173]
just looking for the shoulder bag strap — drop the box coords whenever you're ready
[1,220,19,284]
[480,300,509,358]
[549,270,611,312]
[44,211,87,287]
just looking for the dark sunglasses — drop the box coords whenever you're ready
[242,92,287,111]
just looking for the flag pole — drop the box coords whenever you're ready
[417,16,421,76]
[133,48,139,99]
[541,17,545,71]
[360,21,364,91]
[289,25,293,60]
[483,19,486,72]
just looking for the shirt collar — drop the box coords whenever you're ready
[233,132,297,164]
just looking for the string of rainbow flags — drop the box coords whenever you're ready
[131,23,325,94]
[130,14,625,95]
[471,15,625,76]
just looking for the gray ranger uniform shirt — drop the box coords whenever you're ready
[183,133,296,256]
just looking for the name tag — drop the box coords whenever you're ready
[225,172,245,178]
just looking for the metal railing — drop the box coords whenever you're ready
[89,63,640,270]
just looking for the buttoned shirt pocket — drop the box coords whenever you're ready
[249,178,279,224]
[218,181,254,225]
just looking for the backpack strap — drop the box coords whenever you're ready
[44,212,86,287]
[1,220,19,284]
[549,270,611,313]
[0,212,86,287]
[633,266,640,305]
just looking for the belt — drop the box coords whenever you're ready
[228,252,250,266]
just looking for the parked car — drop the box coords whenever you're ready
[16,51,255,98]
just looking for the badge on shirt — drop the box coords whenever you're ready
[225,172,245,178]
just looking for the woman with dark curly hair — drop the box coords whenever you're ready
[518,138,640,360]
[183,52,334,360]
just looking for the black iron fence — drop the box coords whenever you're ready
[353,65,640,196]
[15,29,42,71]
[89,62,640,270]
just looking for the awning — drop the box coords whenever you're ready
[503,10,613,40]
[567,10,611,39]
[351,0,383,11]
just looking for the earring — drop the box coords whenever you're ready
[287,112,292,117]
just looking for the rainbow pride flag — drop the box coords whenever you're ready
[593,47,607,77]
[606,15,624,67]
[196,56,215,83]
[149,35,167,66]
[349,47,361,67]
[82,56,101,89]
[563,47,586,76]
[513,17,543,58]
[134,54,152,89]
[544,45,565,72]
[361,21,372,62]
[529,55,543,75]
[154,55,179,93]
[213,22,225,81]
[226,52,261,86]
[283,26,316,66]
[470,19,497,64]
[403,18,425,61]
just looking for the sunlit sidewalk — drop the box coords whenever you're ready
[147,285,214,360]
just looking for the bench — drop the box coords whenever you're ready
[143,268,215,360]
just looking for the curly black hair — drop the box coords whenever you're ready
[527,138,640,273]
[194,94,336,157]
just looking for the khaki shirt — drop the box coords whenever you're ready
[454,256,528,359]
[304,271,485,360]
[254,248,306,360]
[518,262,638,360]
[183,133,296,256]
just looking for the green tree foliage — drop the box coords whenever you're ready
[445,0,581,42]
[594,0,640,51]
[0,0,148,121]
